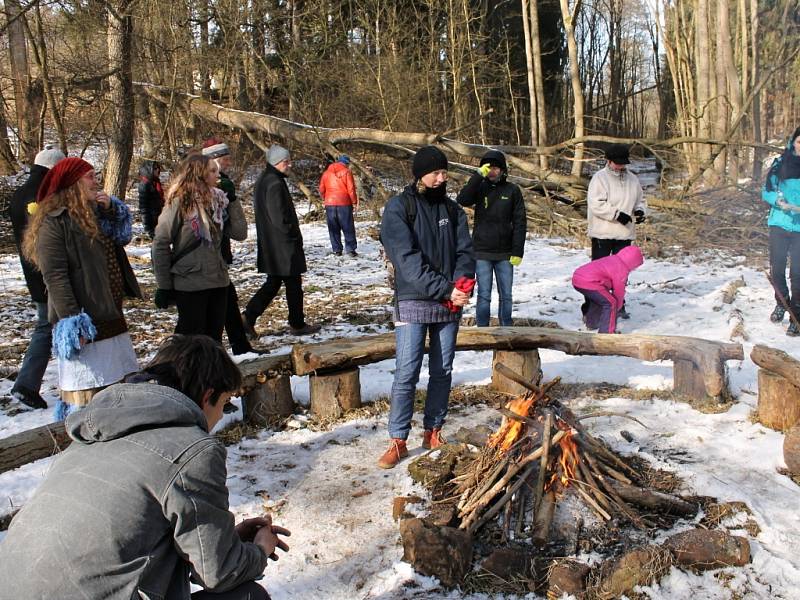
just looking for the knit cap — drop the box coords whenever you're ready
[338,155,350,165]
[36,157,93,203]
[201,137,230,159]
[34,144,66,169]
[412,146,448,179]
[480,150,507,171]
[267,144,291,166]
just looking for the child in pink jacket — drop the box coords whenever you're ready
[572,245,644,333]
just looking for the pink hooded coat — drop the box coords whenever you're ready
[572,245,644,330]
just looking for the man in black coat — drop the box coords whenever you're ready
[7,145,65,409]
[456,150,527,326]
[242,145,320,337]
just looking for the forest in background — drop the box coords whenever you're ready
[0,0,798,198]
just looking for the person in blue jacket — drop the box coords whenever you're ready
[378,146,475,469]
[763,126,800,336]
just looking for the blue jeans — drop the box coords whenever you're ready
[325,205,357,253]
[475,259,514,326]
[11,301,52,398]
[388,321,459,439]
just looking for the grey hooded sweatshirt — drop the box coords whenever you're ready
[0,383,268,600]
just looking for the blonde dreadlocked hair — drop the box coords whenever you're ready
[23,182,101,268]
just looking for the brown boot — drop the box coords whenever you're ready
[422,428,446,450]
[377,439,408,469]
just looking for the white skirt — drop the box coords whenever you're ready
[58,332,139,392]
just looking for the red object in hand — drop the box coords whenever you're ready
[441,276,476,313]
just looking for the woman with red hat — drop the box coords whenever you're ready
[22,157,142,419]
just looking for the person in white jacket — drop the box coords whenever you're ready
[586,144,646,318]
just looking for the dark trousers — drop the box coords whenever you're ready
[576,286,617,333]
[224,282,251,353]
[591,237,632,260]
[245,275,305,329]
[192,581,270,600]
[174,286,229,342]
[325,205,357,253]
[769,226,800,318]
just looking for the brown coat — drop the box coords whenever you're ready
[36,207,141,325]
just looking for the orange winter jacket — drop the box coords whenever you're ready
[319,162,358,207]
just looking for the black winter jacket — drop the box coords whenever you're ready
[456,173,527,261]
[137,161,163,237]
[218,171,236,265]
[380,185,475,301]
[9,165,49,302]
[253,164,307,276]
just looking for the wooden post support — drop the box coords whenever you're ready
[244,375,295,426]
[309,368,362,419]
[673,358,716,400]
[491,350,542,395]
[757,368,800,432]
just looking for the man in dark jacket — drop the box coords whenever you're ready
[137,159,164,238]
[378,146,475,469]
[456,150,526,326]
[6,144,65,409]
[201,137,257,355]
[243,145,320,337]
[0,335,290,600]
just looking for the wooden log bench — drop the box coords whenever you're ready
[750,345,800,432]
[292,327,744,405]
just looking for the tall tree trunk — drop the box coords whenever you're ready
[0,86,18,174]
[527,0,548,168]
[560,0,585,177]
[695,0,712,166]
[105,0,135,199]
[4,0,39,163]
[520,0,538,146]
[750,0,763,180]
[718,0,743,179]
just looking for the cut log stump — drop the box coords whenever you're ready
[309,368,362,419]
[757,368,800,432]
[491,349,542,395]
[783,424,800,477]
[673,359,716,400]
[244,375,295,426]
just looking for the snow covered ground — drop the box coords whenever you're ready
[1,212,799,599]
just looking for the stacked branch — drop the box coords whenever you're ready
[452,365,697,542]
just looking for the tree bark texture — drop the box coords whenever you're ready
[491,349,542,396]
[756,368,800,432]
[0,421,70,475]
[309,367,362,418]
[244,374,295,425]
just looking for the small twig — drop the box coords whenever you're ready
[576,412,650,429]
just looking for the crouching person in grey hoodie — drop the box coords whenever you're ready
[0,334,290,600]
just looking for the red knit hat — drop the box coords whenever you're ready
[36,157,93,202]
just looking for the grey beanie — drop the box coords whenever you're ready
[267,144,290,166]
[34,144,66,169]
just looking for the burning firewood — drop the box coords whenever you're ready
[451,365,699,543]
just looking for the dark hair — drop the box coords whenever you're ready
[140,335,242,406]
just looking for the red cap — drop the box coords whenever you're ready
[36,157,93,203]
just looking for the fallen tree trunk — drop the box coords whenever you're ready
[607,480,698,517]
[0,421,70,475]
[291,327,743,397]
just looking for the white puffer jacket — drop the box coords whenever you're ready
[587,165,645,240]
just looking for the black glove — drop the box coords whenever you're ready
[154,288,174,309]
[634,209,645,224]
[616,211,632,225]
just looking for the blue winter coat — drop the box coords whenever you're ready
[762,144,800,233]
[380,185,475,301]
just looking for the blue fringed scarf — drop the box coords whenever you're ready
[52,311,96,360]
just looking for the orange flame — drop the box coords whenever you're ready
[557,431,579,488]
[488,395,535,453]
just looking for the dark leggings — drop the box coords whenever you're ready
[174,286,229,342]
[591,237,632,260]
[192,581,270,600]
[769,226,800,318]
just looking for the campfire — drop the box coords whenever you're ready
[452,365,697,544]
[398,365,754,596]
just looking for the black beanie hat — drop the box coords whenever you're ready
[412,146,448,179]
[480,150,507,171]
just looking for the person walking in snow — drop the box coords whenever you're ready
[319,154,359,256]
[378,146,475,469]
[456,150,526,326]
[762,126,800,336]
[201,137,257,355]
[586,144,646,319]
[137,159,164,238]
[242,144,321,338]
[0,334,289,600]
[22,157,141,419]
[152,153,247,343]
[572,245,644,334]
[6,145,65,410]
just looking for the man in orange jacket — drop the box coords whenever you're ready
[319,155,359,256]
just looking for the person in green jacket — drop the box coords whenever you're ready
[763,126,800,336]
